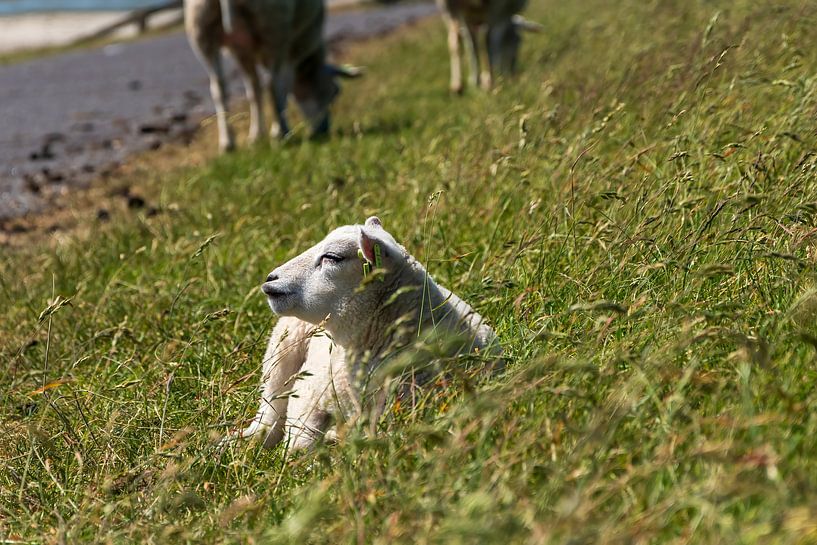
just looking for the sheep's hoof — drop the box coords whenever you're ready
[450,83,464,95]
[270,123,291,141]
[219,140,236,154]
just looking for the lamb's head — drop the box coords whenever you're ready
[262,216,406,334]
[294,51,364,137]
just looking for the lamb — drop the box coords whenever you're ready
[184,0,362,153]
[222,216,499,451]
[436,0,543,93]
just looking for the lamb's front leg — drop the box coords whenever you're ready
[283,334,354,451]
[221,316,313,449]
[284,403,330,451]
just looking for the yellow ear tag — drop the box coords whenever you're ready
[359,244,383,281]
[374,243,382,270]
[358,248,371,277]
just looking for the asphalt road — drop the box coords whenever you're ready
[0,2,438,221]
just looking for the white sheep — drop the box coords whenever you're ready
[436,0,543,93]
[223,216,499,451]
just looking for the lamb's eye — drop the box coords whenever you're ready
[320,253,344,266]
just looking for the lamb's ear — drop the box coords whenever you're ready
[358,226,391,268]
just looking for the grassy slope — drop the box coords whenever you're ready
[3,0,817,542]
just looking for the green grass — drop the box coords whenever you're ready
[4,0,817,542]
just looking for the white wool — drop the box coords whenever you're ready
[223,217,499,451]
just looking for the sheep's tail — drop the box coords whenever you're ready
[219,0,234,34]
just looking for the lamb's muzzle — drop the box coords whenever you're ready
[222,216,500,453]
[260,282,289,298]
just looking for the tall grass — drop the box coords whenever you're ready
[3,0,817,542]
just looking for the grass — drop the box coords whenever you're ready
[3,0,817,542]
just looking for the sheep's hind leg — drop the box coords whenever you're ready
[462,24,484,90]
[232,49,266,144]
[269,62,293,139]
[486,24,510,91]
[205,49,235,153]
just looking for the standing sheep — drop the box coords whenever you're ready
[184,0,362,153]
[223,216,499,451]
[437,0,542,93]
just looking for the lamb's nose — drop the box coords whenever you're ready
[266,272,278,283]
